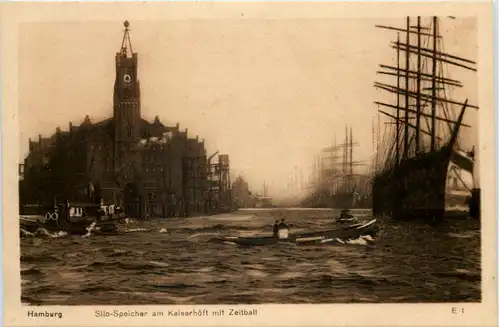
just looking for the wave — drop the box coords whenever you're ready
[448,232,475,239]
[124,228,149,233]
[21,254,62,263]
[88,261,116,268]
[435,269,481,282]
[246,269,268,278]
[150,283,201,290]
[85,259,170,271]
[20,229,35,237]
[173,224,240,234]
[117,261,170,271]
[21,267,44,276]
[147,261,170,268]
[81,285,117,293]
[108,249,136,258]
[20,228,68,238]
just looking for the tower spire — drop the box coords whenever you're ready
[120,20,133,57]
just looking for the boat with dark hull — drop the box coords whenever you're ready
[20,200,125,236]
[336,209,359,224]
[213,219,378,246]
[373,17,478,221]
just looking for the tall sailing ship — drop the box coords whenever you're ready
[372,16,479,221]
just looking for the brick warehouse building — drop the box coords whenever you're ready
[19,21,231,218]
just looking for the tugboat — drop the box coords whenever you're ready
[20,199,125,236]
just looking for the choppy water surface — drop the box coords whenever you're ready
[21,209,481,305]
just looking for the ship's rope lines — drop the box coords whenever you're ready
[439,21,473,150]
[401,19,436,158]
[437,37,455,142]
[390,121,404,165]
[406,17,459,149]
[385,131,397,169]
[383,123,397,170]
[377,119,391,172]
[377,113,388,165]
[418,18,435,152]
[408,129,418,158]
[428,18,450,141]
[383,122,406,172]
[449,166,473,193]
[376,23,409,172]
[397,124,406,164]
[395,123,406,167]
[437,18,474,149]
[407,37,417,156]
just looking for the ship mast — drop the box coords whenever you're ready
[403,16,410,160]
[431,16,438,151]
[344,125,348,176]
[396,33,401,164]
[350,127,353,177]
[415,16,422,155]
[350,126,353,190]
[375,16,478,168]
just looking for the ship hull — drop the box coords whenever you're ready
[372,147,451,221]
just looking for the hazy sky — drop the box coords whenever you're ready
[18,17,478,198]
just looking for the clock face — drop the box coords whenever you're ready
[123,74,132,83]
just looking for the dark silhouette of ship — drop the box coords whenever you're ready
[372,16,479,221]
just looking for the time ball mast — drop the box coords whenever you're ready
[121,20,133,57]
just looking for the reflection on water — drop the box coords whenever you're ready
[20,209,480,305]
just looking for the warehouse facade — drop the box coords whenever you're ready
[19,21,229,218]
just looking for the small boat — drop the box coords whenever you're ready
[336,209,359,224]
[19,200,124,236]
[213,219,378,246]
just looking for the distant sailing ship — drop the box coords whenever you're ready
[329,126,370,209]
[301,126,371,209]
[372,16,478,221]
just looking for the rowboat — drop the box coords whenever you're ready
[335,209,359,224]
[213,219,378,246]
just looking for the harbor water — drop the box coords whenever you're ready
[21,209,481,305]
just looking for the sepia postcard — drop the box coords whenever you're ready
[1,1,497,327]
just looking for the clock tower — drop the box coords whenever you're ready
[113,20,141,180]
